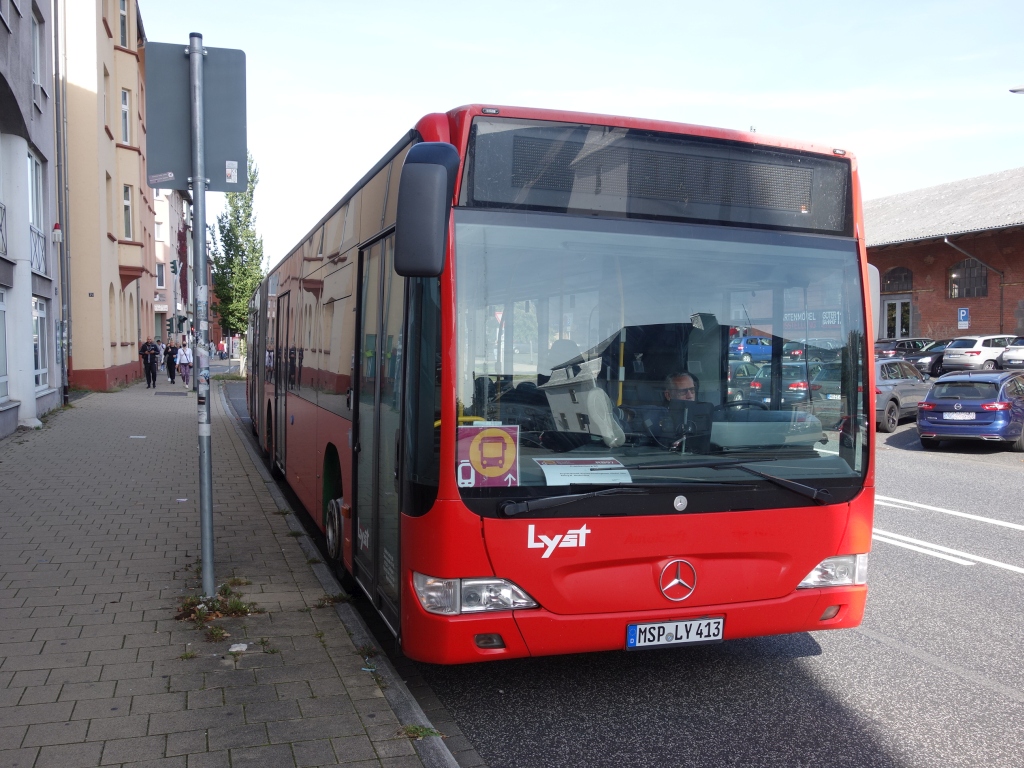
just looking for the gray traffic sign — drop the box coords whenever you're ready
[145,42,247,192]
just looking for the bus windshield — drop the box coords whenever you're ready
[453,209,869,514]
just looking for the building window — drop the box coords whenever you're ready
[121,89,130,143]
[101,67,110,128]
[33,297,47,389]
[27,152,46,274]
[156,262,165,288]
[0,290,8,401]
[155,220,165,242]
[31,15,42,86]
[949,258,987,298]
[119,0,127,47]
[123,185,132,239]
[883,266,912,293]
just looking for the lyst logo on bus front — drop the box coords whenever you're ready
[527,524,591,558]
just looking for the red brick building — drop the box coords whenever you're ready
[865,167,1024,341]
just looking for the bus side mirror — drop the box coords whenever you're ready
[394,142,461,277]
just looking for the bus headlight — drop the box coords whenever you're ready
[797,554,868,588]
[460,578,537,613]
[413,573,538,615]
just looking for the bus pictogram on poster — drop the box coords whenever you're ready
[456,425,519,488]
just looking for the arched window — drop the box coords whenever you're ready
[882,267,912,293]
[948,259,987,298]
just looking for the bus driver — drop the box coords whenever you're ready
[662,371,711,452]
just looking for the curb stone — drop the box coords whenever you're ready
[218,382,461,768]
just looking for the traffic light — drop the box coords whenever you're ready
[177,316,186,332]
[166,318,174,336]
[170,260,179,274]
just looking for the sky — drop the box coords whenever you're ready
[139,0,1024,267]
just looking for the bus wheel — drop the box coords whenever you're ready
[265,406,281,479]
[325,499,342,563]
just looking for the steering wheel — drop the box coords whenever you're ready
[715,399,769,411]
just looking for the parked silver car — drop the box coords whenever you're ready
[941,335,1016,371]
[1000,337,1024,370]
[876,359,932,433]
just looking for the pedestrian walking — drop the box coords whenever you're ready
[157,339,166,372]
[177,343,194,387]
[165,340,178,383]
[139,336,160,388]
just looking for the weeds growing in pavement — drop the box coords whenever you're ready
[179,650,198,660]
[401,725,441,740]
[315,593,349,609]
[356,643,378,658]
[227,576,252,587]
[205,626,229,642]
[371,671,388,690]
[286,531,303,537]
[306,557,322,565]
[176,592,260,625]
[298,606,312,613]
[255,637,279,653]
[228,650,243,660]
[217,583,239,598]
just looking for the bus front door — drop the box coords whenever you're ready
[354,235,403,633]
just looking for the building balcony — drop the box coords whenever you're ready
[30,224,46,275]
[118,237,145,289]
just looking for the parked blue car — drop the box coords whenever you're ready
[728,335,772,362]
[916,371,1024,451]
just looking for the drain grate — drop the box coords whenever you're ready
[154,392,188,396]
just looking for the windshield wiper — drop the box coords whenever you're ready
[501,487,649,517]
[499,481,740,517]
[609,457,832,506]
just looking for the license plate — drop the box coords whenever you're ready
[943,412,976,420]
[626,617,724,649]
[826,394,841,400]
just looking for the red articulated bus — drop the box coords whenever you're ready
[247,105,876,664]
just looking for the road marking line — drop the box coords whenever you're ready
[874,528,1024,574]
[876,494,1024,532]
[871,533,976,565]
[876,501,916,511]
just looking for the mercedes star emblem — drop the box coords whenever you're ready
[659,559,697,602]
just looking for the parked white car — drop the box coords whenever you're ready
[941,335,1017,371]
[1000,337,1024,370]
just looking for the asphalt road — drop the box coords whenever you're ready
[411,419,1024,768]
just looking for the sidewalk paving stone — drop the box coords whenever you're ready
[0,381,440,767]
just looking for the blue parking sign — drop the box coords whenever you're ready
[957,307,969,330]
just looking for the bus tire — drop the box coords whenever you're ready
[325,499,343,564]
[266,405,282,479]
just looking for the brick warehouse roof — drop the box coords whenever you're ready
[864,166,1024,248]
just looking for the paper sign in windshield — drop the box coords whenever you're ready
[533,458,632,486]
[457,425,519,488]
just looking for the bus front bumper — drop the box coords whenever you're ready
[400,585,866,664]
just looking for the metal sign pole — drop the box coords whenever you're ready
[188,32,215,598]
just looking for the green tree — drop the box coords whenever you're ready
[211,153,265,335]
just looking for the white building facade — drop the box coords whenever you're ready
[0,0,62,438]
